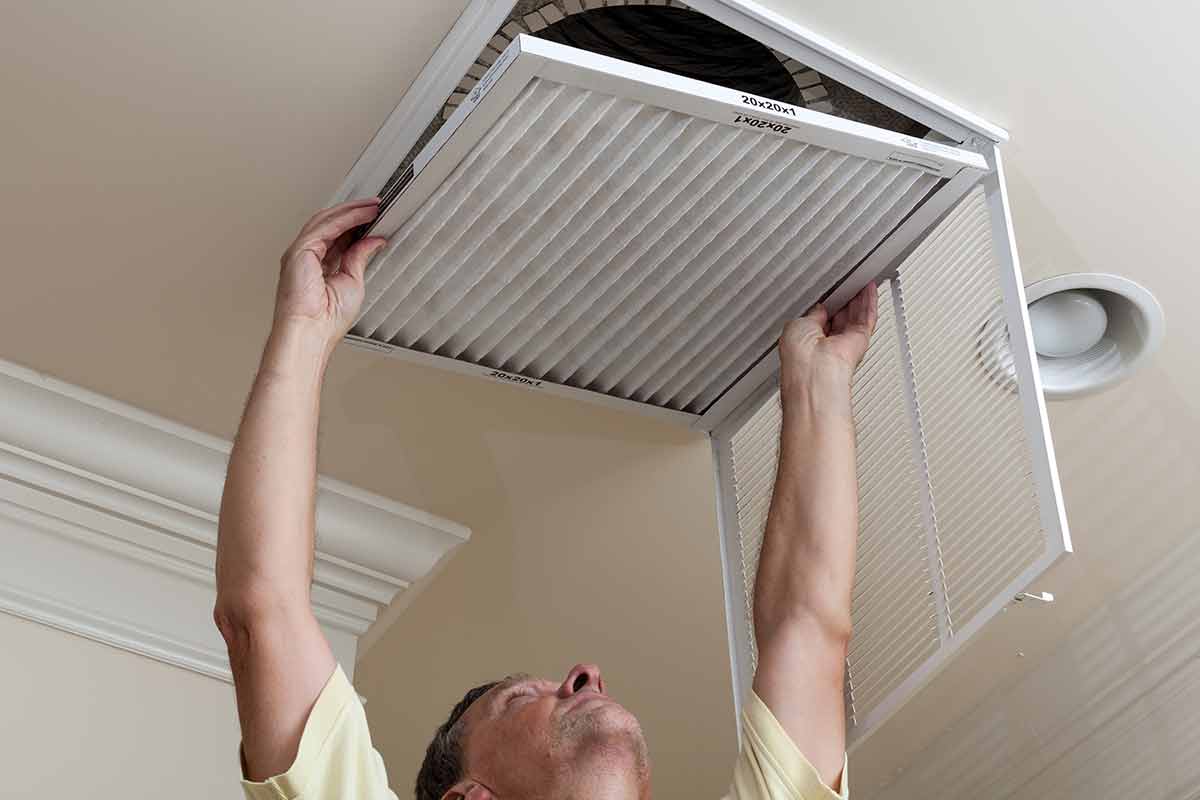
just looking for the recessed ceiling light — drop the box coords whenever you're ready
[1024,273,1163,399]
[1027,290,1108,358]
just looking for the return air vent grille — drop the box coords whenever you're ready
[894,188,1046,631]
[349,36,983,415]
[728,283,940,728]
[720,187,1058,743]
[844,286,941,721]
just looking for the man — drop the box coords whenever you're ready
[214,198,878,800]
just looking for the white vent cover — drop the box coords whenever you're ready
[714,186,1070,746]
[346,34,985,420]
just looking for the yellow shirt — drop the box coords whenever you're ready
[239,665,847,800]
[724,691,848,800]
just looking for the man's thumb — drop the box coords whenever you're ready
[343,237,388,282]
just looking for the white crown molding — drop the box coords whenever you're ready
[0,358,470,682]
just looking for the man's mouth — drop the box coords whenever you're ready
[566,691,612,715]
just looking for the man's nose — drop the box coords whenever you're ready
[558,663,605,697]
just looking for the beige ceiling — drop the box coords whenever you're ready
[3,1,1199,798]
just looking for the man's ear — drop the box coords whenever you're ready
[441,780,496,800]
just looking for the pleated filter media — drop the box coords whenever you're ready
[352,55,952,414]
[724,187,1051,740]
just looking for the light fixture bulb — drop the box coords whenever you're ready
[1028,290,1108,358]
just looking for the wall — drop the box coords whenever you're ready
[1,612,241,799]
[336,354,739,798]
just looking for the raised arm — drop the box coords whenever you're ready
[213,200,388,781]
[751,284,878,790]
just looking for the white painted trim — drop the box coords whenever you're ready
[0,359,470,682]
[982,146,1072,556]
[0,581,233,682]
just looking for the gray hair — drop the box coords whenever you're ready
[414,680,500,800]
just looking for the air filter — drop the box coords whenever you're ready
[347,34,986,419]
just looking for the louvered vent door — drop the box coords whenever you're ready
[345,34,986,421]
[713,182,1070,748]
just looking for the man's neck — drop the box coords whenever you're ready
[559,750,649,800]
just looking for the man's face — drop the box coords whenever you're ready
[456,663,649,799]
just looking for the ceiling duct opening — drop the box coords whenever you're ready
[394,2,927,180]
[533,5,804,104]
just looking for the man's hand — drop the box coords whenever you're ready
[751,283,878,791]
[273,198,388,350]
[215,199,387,782]
[778,283,878,396]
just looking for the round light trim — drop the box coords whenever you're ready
[1024,273,1164,400]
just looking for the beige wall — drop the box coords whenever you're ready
[339,357,738,797]
[1,612,241,798]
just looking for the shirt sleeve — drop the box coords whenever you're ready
[724,691,849,800]
[238,664,399,800]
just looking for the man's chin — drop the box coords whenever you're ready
[569,702,649,765]
[584,699,640,731]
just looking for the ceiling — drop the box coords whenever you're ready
[2,1,1198,798]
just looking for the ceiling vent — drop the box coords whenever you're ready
[332,0,1070,749]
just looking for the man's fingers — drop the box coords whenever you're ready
[341,237,389,283]
[298,198,379,237]
[323,230,354,276]
[830,307,849,336]
[803,302,830,331]
[864,282,878,334]
[842,283,877,338]
[852,282,877,331]
[295,204,381,255]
